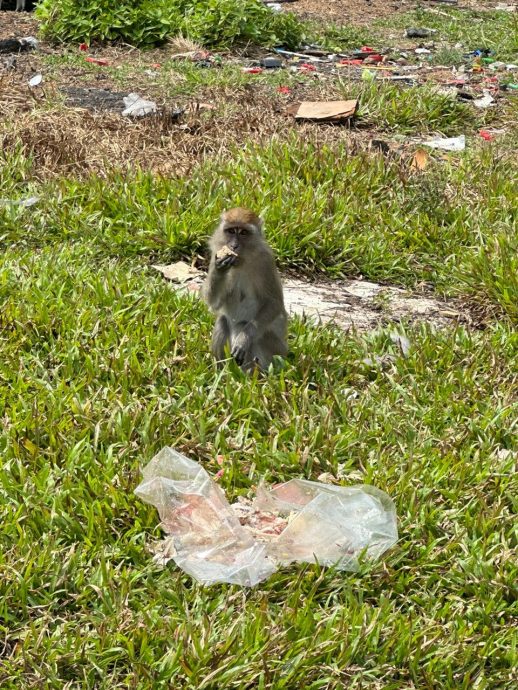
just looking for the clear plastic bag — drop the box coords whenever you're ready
[135,447,398,587]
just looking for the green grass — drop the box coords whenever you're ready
[1,135,516,319]
[1,5,517,687]
[0,238,516,688]
[378,8,518,62]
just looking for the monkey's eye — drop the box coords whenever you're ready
[226,227,236,235]
[238,228,249,236]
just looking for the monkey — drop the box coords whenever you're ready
[202,208,288,373]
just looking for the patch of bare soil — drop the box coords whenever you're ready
[153,262,468,331]
[289,0,410,24]
[0,11,38,40]
[288,0,514,24]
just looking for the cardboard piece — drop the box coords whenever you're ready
[289,100,358,122]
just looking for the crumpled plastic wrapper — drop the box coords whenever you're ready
[135,447,398,587]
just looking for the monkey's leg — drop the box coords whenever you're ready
[212,315,230,361]
[255,331,288,370]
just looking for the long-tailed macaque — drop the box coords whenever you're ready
[202,208,288,372]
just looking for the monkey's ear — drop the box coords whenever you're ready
[257,217,265,233]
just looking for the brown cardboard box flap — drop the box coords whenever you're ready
[292,99,358,121]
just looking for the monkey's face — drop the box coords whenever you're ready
[223,225,253,255]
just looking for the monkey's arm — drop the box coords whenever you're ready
[202,259,230,310]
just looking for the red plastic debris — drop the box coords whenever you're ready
[340,59,364,66]
[79,43,89,52]
[299,63,316,72]
[363,54,383,63]
[479,130,493,141]
[277,86,291,94]
[85,57,110,66]
[361,46,376,53]
[242,67,263,74]
[151,63,161,69]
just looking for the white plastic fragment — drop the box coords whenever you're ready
[122,92,157,117]
[28,73,43,87]
[22,36,39,49]
[473,90,495,109]
[0,195,40,208]
[422,134,465,151]
[135,447,398,587]
[390,332,411,357]
[415,48,432,55]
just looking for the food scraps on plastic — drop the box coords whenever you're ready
[135,447,398,587]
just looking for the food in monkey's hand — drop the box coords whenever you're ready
[215,245,238,261]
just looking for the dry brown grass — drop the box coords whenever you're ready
[0,72,365,178]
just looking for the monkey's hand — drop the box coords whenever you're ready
[231,325,256,366]
[215,246,238,270]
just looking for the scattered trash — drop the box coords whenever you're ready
[60,86,128,113]
[0,36,38,54]
[242,66,263,74]
[277,86,291,94]
[339,59,364,66]
[135,447,398,587]
[85,57,110,66]
[288,100,358,123]
[415,48,432,55]
[265,1,282,10]
[79,43,89,52]
[122,93,157,118]
[406,28,437,38]
[261,56,282,69]
[274,48,326,63]
[473,90,495,109]
[299,63,316,72]
[422,134,466,152]
[0,196,40,209]
[363,54,383,65]
[28,73,42,87]
[478,129,504,141]
[411,148,429,171]
[471,49,492,58]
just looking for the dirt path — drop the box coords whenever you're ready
[153,263,467,331]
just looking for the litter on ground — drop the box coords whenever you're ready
[135,447,398,587]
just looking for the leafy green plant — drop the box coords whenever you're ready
[36,0,304,48]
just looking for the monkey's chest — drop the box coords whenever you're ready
[222,280,257,323]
